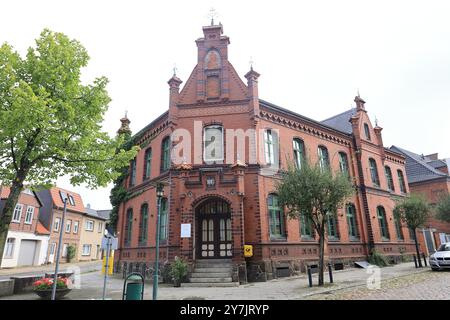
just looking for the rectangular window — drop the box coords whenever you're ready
[161,137,171,172]
[125,209,133,245]
[73,221,79,234]
[204,126,224,162]
[4,238,15,258]
[346,204,359,239]
[53,217,61,232]
[293,139,305,169]
[62,244,68,257]
[369,158,380,187]
[377,207,390,240]
[85,220,94,231]
[398,170,407,193]
[264,130,275,165]
[339,152,349,176]
[82,244,92,256]
[49,242,56,255]
[68,195,75,206]
[12,204,23,223]
[65,220,72,233]
[98,222,103,233]
[24,206,34,224]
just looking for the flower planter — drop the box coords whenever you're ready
[34,288,72,300]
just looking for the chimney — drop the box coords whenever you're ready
[245,68,260,119]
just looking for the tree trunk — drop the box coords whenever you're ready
[318,230,325,286]
[0,178,25,266]
[413,228,422,268]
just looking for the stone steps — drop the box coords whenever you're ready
[186,259,238,287]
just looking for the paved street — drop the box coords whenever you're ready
[2,262,449,300]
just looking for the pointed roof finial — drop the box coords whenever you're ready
[357,88,360,97]
[375,116,379,127]
[249,56,254,71]
[124,109,128,118]
[173,63,177,76]
[208,7,218,25]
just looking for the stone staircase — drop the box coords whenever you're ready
[182,259,239,287]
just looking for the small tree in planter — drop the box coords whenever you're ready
[169,256,188,287]
[66,245,76,263]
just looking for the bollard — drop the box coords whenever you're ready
[307,266,313,287]
[328,263,334,284]
[422,253,428,267]
[413,255,418,268]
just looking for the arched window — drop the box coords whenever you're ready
[397,170,407,193]
[159,198,168,241]
[318,146,330,171]
[394,215,404,240]
[364,123,371,140]
[300,213,314,239]
[346,204,359,239]
[124,208,133,246]
[144,148,152,180]
[268,194,285,239]
[139,204,148,245]
[160,137,171,173]
[129,159,136,187]
[385,166,395,191]
[327,212,339,240]
[204,125,224,162]
[293,138,305,169]
[377,206,390,240]
[339,152,349,176]
[369,158,380,187]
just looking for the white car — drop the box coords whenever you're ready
[429,242,450,271]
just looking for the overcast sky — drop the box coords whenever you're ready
[1,0,449,209]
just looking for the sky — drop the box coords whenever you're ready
[1,0,449,210]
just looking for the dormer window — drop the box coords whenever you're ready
[59,191,67,203]
[68,195,75,206]
[364,123,371,141]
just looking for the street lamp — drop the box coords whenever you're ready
[51,195,68,300]
[152,182,164,300]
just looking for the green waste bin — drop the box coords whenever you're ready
[122,273,144,300]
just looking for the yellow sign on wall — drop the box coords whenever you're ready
[102,250,114,275]
[244,245,253,258]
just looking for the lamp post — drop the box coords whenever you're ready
[51,196,68,300]
[152,183,164,300]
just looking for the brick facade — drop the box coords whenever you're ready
[115,23,416,282]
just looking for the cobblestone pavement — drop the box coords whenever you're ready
[306,270,450,300]
[2,262,447,300]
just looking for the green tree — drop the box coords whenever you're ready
[0,29,138,265]
[393,194,430,267]
[276,160,354,286]
[436,194,450,223]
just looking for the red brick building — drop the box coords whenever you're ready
[115,22,415,284]
[390,147,450,255]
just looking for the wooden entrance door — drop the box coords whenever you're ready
[197,199,232,259]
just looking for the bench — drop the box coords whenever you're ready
[0,279,15,297]
[10,275,44,294]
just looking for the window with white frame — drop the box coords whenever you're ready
[73,221,79,234]
[24,206,34,224]
[65,220,72,233]
[204,125,224,162]
[82,244,91,256]
[98,222,103,233]
[264,129,275,165]
[4,238,15,258]
[62,244,68,257]
[12,204,23,223]
[53,217,61,232]
[85,220,94,231]
[49,242,56,255]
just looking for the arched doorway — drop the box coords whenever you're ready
[196,198,232,259]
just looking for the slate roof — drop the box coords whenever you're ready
[390,146,449,184]
[321,108,357,134]
[84,206,108,221]
[97,210,111,221]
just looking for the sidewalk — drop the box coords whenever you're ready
[0,260,102,279]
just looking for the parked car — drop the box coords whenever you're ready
[429,242,450,271]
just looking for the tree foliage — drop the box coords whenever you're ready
[393,194,430,230]
[436,194,450,223]
[0,29,138,264]
[275,160,354,285]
